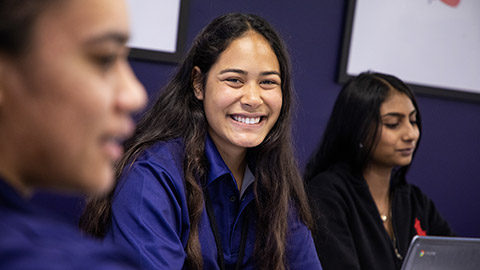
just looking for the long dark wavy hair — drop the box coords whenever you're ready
[80,13,313,270]
[304,71,422,182]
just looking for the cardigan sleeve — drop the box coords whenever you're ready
[106,160,190,270]
[307,172,362,270]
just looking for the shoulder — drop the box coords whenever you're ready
[0,211,139,269]
[113,138,188,210]
[306,163,358,193]
[306,163,366,218]
[136,138,185,168]
[120,138,186,188]
[305,164,359,216]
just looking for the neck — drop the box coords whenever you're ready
[0,168,33,198]
[363,164,392,202]
[363,164,395,239]
[0,132,33,198]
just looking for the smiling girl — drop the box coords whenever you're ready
[81,13,321,270]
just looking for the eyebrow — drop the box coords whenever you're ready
[219,68,281,77]
[382,110,417,118]
[84,32,129,46]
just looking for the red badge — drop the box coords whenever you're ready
[414,218,427,236]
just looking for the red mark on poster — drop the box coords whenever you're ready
[441,0,460,7]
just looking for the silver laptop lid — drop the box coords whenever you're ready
[401,235,480,270]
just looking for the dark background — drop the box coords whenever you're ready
[36,0,480,237]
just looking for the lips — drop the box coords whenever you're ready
[397,148,414,156]
[102,119,135,161]
[103,138,124,161]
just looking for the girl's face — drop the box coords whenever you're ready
[369,90,420,170]
[194,31,283,158]
[0,0,147,194]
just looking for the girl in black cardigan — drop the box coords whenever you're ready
[305,71,454,270]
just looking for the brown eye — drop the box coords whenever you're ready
[260,79,280,90]
[226,78,241,83]
[95,55,116,70]
[384,123,399,129]
[223,77,244,88]
[260,80,275,85]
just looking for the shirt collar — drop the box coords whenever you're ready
[205,134,232,186]
[240,165,255,197]
[204,135,257,192]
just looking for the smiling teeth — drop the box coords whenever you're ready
[232,115,261,124]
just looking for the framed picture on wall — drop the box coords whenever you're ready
[126,0,190,63]
[338,0,480,102]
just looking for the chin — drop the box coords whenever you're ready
[236,140,263,149]
[235,134,267,147]
[396,160,413,167]
[85,170,115,195]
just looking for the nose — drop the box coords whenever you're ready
[116,62,147,114]
[240,82,263,109]
[402,122,420,142]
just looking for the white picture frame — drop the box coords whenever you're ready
[338,0,480,102]
[126,0,190,63]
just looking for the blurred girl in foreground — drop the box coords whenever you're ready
[0,0,146,268]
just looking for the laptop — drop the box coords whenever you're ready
[401,235,480,270]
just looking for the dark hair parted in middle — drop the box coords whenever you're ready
[304,71,422,182]
[80,13,312,270]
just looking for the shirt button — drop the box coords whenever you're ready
[229,195,237,202]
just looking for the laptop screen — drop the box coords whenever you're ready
[401,236,480,270]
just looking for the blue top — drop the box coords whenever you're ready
[106,136,322,269]
[0,178,140,270]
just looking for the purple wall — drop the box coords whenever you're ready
[130,0,480,237]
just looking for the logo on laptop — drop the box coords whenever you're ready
[419,249,437,257]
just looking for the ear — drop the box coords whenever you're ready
[191,66,204,100]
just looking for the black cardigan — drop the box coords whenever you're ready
[306,163,454,270]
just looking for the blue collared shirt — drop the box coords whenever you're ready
[0,178,139,270]
[107,136,322,269]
